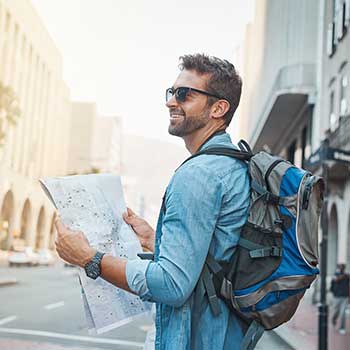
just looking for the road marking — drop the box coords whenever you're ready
[139,325,154,332]
[0,327,144,348]
[44,301,65,310]
[0,316,17,325]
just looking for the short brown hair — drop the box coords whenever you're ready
[179,54,242,126]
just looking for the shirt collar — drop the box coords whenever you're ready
[198,131,233,152]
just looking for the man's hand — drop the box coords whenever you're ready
[123,208,155,252]
[55,219,96,268]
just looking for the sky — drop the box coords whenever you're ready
[31,0,254,143]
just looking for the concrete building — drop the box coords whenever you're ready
[122,134,188,227]
[68,101,122,175]
[239,0,350,273]
[0,0,71,251]
[316,0,350,272]
[91,115,122,174]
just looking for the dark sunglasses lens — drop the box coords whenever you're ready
[166,88,173,102]
[176,87,189,102]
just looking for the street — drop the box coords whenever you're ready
[0,264,292,350]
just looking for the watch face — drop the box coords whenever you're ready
[85,262,100,279]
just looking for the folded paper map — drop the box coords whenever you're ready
[40,174,150,334]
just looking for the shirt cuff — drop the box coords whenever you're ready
[126,258,152,299]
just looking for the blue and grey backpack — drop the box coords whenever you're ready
[181,140,325,350]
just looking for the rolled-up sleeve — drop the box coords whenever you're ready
[126,258,151,297]
[126,163,224,307]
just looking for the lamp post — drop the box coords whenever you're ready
[306,138,350,350]
[318,152,329,350]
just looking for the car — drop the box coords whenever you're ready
[37,249,55,266]
[8,247,39,267]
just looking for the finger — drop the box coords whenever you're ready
[126,207,137,217]
[123,215,135,225]
[123,211,137,224]
[55,219,68,237]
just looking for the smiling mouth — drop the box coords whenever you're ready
[170,114,184,119]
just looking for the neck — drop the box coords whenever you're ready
[183,125,226,154]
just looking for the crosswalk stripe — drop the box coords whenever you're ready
[0,327,144,348]
[44,301,65,310]
[0,316,17,325]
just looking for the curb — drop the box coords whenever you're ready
[271,328,297,350]
[272,325,315,350]
[0,278,18,287]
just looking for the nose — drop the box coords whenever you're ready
[166,94,177,109]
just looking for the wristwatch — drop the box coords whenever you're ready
[84,251,105,279]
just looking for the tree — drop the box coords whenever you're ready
[0,81,21,147]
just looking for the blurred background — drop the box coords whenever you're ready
[0,0,349,349]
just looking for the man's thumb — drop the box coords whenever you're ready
[126,207,136,216]
[123,211,136,225]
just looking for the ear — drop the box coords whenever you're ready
[210,100,230,120]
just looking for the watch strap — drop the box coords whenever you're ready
[91,251,105,265]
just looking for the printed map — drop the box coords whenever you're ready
[40,174,150,334]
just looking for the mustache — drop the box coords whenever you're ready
[169,108,185,116]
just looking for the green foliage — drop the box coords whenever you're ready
[0,81,21,147]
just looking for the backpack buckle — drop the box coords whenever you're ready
[263,192,280,205]
[271,246,282,257]
[220,278,240,311]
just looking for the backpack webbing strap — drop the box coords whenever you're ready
[201,263,221,316]
[249,247,282,258]
[238,139,253,155]
[241,320,265,350]
[251,180,292,207]
[205,253,225,279]
[238,238,282,258]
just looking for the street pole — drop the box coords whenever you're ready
[318,162,328,350]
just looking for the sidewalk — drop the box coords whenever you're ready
[0,339,109,350]
[0,250,18,287]
[274,290,350,350]
[0,249,8,267]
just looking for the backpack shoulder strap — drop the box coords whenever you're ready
[241,320,265,350]
[177,147,252,171]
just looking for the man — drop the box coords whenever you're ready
[331,263,350,334]
[55,54,250,349]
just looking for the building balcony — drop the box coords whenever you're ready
[327,115,350,150]
[326,115,350,183]
[250,63,316,152]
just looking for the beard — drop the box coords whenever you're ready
[168,108,210,137]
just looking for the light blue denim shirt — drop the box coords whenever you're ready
[126,132,250,349]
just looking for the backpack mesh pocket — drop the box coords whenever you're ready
[230,223,283,290]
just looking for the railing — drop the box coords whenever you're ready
[275,63,315,91]
[250,63,316,147]
[328,115,350,150]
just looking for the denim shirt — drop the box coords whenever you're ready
[126,132,250,350]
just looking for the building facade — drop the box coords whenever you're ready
[0,0,71,251]
[68,101,122,175]
[317,0,350,272]
[239,0,350,274]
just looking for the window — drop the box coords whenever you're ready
[340,75,349,116]
[327,22,336,57]
[329,91,338,131]
[5,12,10,32]
[301,113,313,168]
[346,0,350,25]
[335,0,346,40]
[287,140,297,164]
[301,127,307,168]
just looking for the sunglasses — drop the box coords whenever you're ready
[165,86,224,103]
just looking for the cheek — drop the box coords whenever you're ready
[184,99,208,116]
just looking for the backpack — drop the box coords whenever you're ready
[180,140,325,350]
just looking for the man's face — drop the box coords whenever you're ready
[166,69,212,137]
